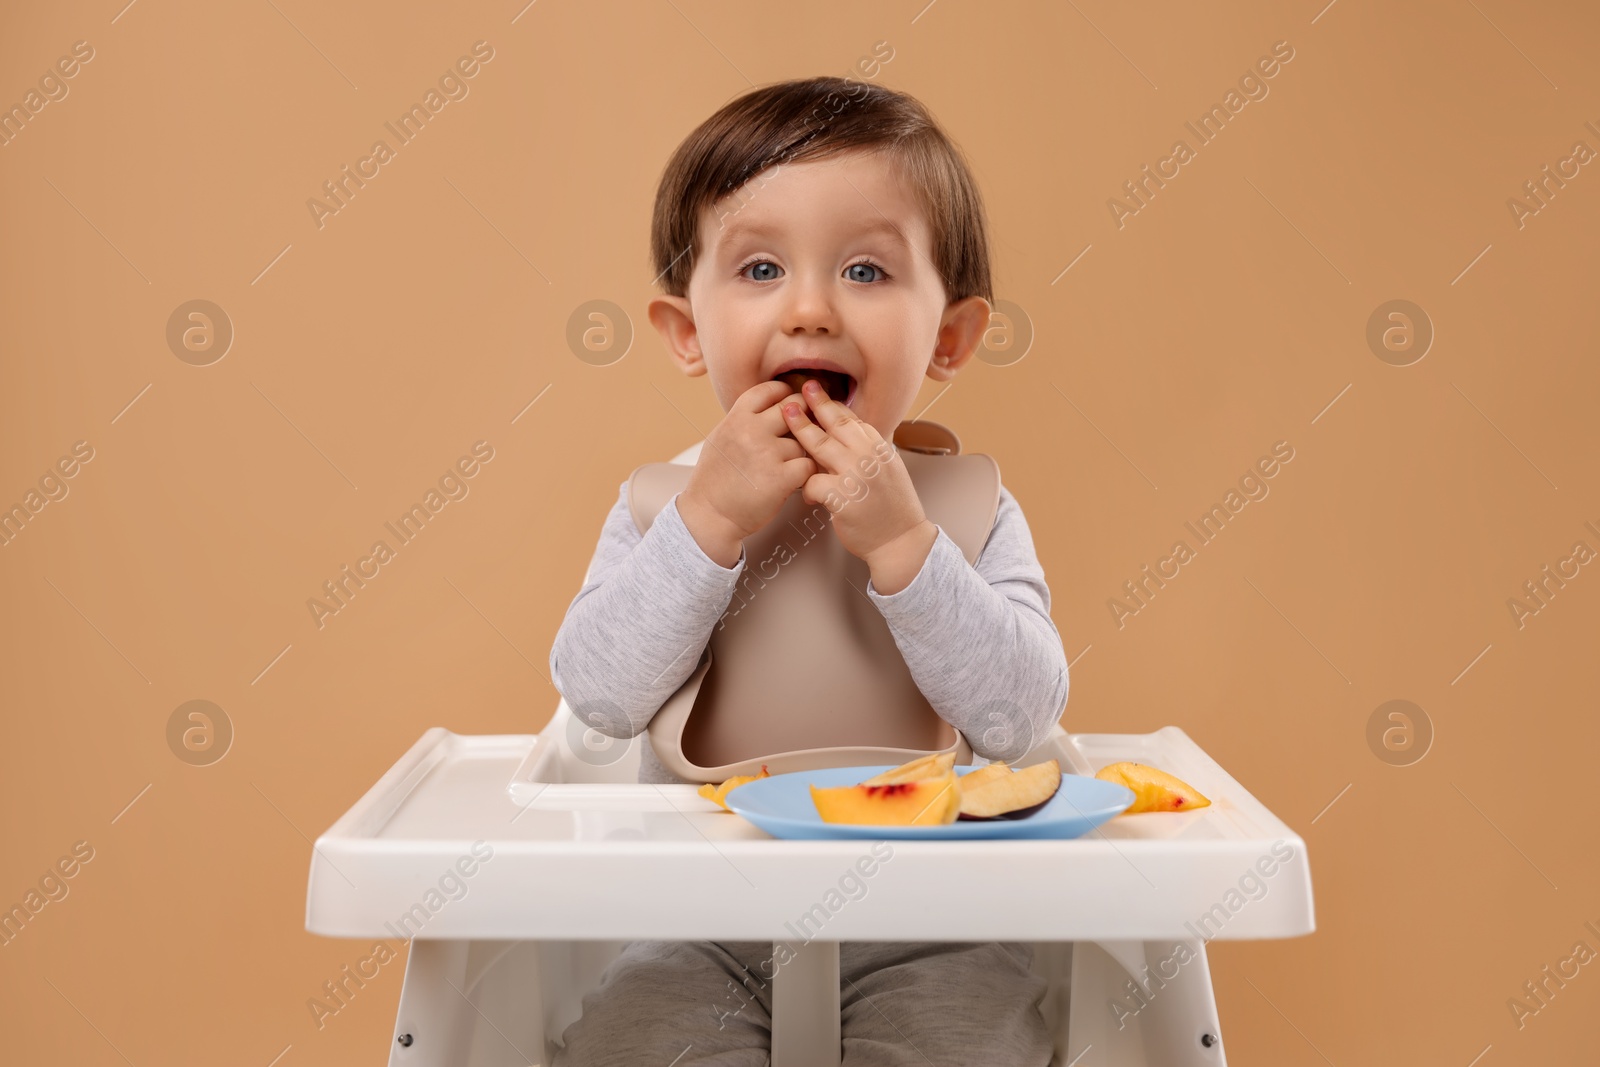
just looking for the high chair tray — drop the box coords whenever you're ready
[306,726,1314,944]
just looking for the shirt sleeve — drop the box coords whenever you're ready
[865,482,1070,761]
[548,479,748,739]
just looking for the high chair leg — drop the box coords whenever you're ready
[770,938,841,1067]
[391,939,548,1067]
[1066,939,1225,1065]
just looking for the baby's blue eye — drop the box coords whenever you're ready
[738,260,885,283]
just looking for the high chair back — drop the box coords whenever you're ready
[542,440,705,784]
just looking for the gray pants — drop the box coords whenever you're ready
[551,939,1054,1066]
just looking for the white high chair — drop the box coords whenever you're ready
[305,441,1315,1066]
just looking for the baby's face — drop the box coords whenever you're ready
[668,149,984,440]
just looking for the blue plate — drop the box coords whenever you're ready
[724,764,1136,840]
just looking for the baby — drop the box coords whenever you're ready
[549,75,1069,1066]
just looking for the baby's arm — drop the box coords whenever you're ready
[549,480,747,737]
[866,483,1070,761]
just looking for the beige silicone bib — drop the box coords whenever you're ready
[626,420,1000,782]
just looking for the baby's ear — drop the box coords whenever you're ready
[927,295,992,381]
[647,295,707,376]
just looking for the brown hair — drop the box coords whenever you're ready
[650,76,993,306]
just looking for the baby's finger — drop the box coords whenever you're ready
[782,400,848,471]
[800,379,872,444]
[781,399,825,445]
[738,378,807,415]
[783,455,819,489]
[762,391,807,431]
[774,435,808,463]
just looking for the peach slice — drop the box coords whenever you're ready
[1095,761,1210,813]
[957,759,1062,820]
[811,769,961,826]
[862,752,956,786]
[697,764,771,811]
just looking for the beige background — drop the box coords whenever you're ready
[2,0,1597,1063]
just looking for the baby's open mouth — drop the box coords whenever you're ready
[773,368,855,406]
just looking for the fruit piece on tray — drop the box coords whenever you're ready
[955,760,1011,792]
[1095,761,1210,813]
[957,759,1062,821]
[698,765,771,811]
[811,768,961,826]
[861,751,955,785]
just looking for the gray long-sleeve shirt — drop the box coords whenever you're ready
[549,466,1070,784]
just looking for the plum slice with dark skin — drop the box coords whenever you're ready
[956,762,1064,820]
[957,799,1052,822]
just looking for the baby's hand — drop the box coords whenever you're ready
[677,380,818,566]
[782,379,932,574]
